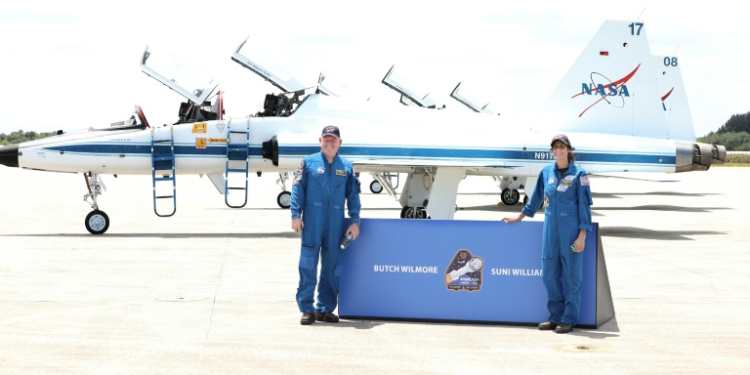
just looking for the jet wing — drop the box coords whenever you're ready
[352,159,521,169]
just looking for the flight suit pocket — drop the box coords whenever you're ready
[583,187,593,205]
[299,248,316,270]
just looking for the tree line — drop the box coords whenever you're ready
[697,112,750,151]
[0,130,58,146]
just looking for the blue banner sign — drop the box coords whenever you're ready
[340,219,601,326]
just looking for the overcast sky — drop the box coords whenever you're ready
[1,0,747,138]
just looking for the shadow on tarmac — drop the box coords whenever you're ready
[592,192,721,199]
[600,227,725,240]
[459,204,732,214]
[593,205,731,213]
[317,320,385,330]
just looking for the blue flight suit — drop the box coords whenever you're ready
[522,162,593,326]
[290,151,361,314]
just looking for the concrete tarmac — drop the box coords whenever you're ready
[0,166,748,374]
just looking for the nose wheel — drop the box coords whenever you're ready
[85,210,110,235]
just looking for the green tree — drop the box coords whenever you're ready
[717,112,750,134]
[0,130,57,146]
[697,131,750,151]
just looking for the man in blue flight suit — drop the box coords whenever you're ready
[503,134,593,334]
[291,125,361,325]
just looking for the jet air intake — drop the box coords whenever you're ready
[674,141,727,172]
[0,144,19,168]
[262,136,279,166]
[263,133,319,169]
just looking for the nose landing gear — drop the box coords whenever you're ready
[83,172,110,234]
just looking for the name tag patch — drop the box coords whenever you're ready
[336,169,346,176]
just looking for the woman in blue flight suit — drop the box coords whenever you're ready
[503,134,593,334]
[291,125,361,326]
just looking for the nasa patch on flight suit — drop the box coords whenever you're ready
[557,176,574,192]
[316,167,325,174]
[548,177,556,185]
[336,169,346,176]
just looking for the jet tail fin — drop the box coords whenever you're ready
[654,55,695,141]
[537,20,693,141]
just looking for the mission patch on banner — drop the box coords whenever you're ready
[445,248,484,292]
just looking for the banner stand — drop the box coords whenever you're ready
[593,234,615,328]
[339,219,615,329]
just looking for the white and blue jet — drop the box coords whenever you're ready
[0,20,725,234]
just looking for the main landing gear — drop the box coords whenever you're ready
[276,172,291,209]
[277,191,291,209]
[370,180,383,194]
[83,172,110,234]
[400,206,429,219]
[500,188,521,206]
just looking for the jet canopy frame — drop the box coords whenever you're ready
[140,46,219,106]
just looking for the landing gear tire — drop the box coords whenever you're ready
[370,180,383,194]
[85,210,109,235]
[400,206,427,219]
[501,188,520,206]
[277,191,291,209]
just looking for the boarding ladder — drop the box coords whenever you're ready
[224,119,250,208]
[151,126,177,217]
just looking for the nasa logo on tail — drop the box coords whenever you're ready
[572,64,640,117]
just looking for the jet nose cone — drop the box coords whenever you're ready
[0,144,19,168]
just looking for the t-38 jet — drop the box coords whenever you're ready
[0,20,725,234]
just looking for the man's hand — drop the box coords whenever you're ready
[346,223,360,240]
[291,218,304,233]
[573,230,586,253]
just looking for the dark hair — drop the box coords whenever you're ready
[550,142,575,162]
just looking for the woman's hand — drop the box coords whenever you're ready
[502,213,526,224]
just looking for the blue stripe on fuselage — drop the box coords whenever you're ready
[42,144,676,165]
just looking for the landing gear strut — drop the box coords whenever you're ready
[83,172,110,234]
